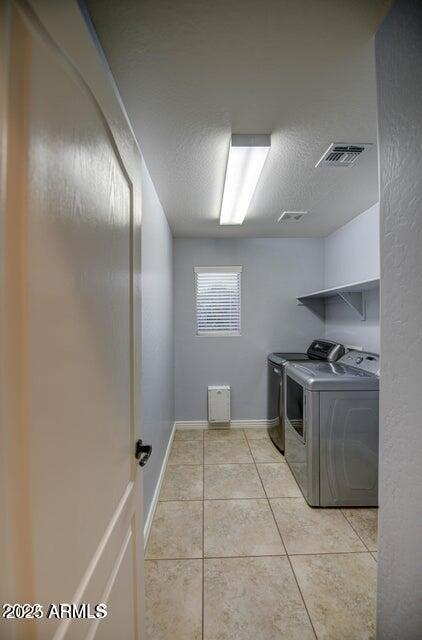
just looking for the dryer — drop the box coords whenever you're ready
[284,350,379,507]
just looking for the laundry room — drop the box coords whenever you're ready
[141,153,383,637]
[136,3,385,626]
[2,2,421,640]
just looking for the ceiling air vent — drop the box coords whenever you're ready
[315,143,372,168]
[277,211,309,222]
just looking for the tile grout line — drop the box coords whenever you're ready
[146,556,204,561]
[244,430,320,640]
[340,509,377,554]
[243,430,287,554]
[154,496,322,506]
[284,545,319,640]
[203,460,284,465]
[277,549,375,557]
[144,550,374,562]
[204,496,269,502]
[258,471,320,639]
[154,498,203,505]
[169,462,285,466]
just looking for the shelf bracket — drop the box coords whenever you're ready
[338,291,366,320]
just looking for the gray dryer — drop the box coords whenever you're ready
[284,351,379,507]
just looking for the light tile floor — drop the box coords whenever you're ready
[145,428,378,640]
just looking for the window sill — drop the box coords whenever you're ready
[196,331,241,337]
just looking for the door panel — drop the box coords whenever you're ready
[0,2,144,638]
[94,532,137,640]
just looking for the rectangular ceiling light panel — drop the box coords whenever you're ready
[220,134,271,225]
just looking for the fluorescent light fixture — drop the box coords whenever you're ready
[220,134,271,225]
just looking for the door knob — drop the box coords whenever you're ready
[135,439,152,467]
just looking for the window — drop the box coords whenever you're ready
[194,266,242,336]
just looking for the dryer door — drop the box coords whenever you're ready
[319,391,379,507]
[285,378,320,506]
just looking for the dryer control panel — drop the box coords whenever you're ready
[338,350,380,376]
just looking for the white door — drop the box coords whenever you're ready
[0,1,145,639]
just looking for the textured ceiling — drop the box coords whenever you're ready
[86,0,390,237]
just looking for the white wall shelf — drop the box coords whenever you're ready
[297,277,379,320]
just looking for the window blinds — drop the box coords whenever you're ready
[194,266,242,336]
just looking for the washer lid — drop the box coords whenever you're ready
[285,361,379,391]
[268,352,309,366]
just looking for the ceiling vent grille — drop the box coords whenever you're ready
[277,211,309,222]
[316,143,372,168]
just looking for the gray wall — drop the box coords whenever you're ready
[376,2,422,637]
[324,203,380,352]
[325,289,380,353]
[141,163,174,514]
[324,203,380,288]
[174,238,325,421]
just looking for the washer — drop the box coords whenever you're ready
[267,340,345,453]
[284,350,379,507]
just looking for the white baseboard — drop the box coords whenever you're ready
[174,420,208,430]
[175,419,277,430]
[143,421,176,549]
